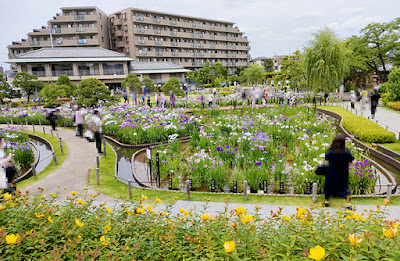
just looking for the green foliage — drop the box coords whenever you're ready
[386,101,400,111]
[347,18,400,82]
[280,51,306,90]
[234,66,246,76]
[10,101,21,108]
[12,72,44,102]
[304,27,350,92]
[197,61,212,84]
[75,78,117,106]
[263,58,274,73]
[212,62,228,79]
[1,192,399,259]
[380,67,400,101]
[0,73,11,102]
[246,64,265,84]
[161,77,185,97]
[122,73,142,93]
[321,106,396,143]
[142,77,157,92]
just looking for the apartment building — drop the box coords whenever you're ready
[271,55,287,72]
[108,8,250,74]
[7,7,109,59]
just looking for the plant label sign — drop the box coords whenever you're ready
[146,148,151,160]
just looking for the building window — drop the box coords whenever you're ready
[63,11,72,16]
[78,63,99,76]
[51,64,74,76]
[102,63,124,75]
[124,25,128,31]
[122,13,126,20]
[31,64,46,77]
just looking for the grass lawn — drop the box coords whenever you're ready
[89,144,400,206]
[17,131,68,188]
[380,142,400,155]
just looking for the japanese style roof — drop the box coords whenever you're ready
[129,62,191,74]
[8,47,133,63]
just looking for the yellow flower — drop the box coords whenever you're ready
[137,208,145,214]
[233,206,247,216]
[160,211,167,216]
[392,223,399,234]
[5,234,19,244]
[35,212,44,218]
[141,195,148,200]
[351,213,363,220]
[104,224,111,233]
[174,196,179,200]
[223,241,235,253]
[70,191,78,196]
[156,197,163,204]
[125,207,133,216]
[49,193,58,198]
[283,216,291,221]
[296,207,307,219]
[179,208,189,215]
[78,235,82,239]
[48,216,54,223]
[383,199,390,206]
[345,209,353,214]
[146,204,154,212]
[241,215,254,224]
[77,199,85,206]
[339,224,345,229]
[348,234,362,246]
[201,213,210,221]
[106,207,112,213]
[383,228,394,238]
[100,235,110,246]
[75,219,84,227]
[3,193,11,201]
[308,245,325,260]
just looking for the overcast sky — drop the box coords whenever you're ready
[1,0,399,70]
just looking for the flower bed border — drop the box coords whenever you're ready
[317,108,398,192]
[103,135,191,149]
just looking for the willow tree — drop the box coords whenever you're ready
[304,27,350,92]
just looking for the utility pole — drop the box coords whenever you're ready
[49,25,54,48]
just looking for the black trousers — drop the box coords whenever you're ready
[95,132,102,153]
[51,119,56,130]
[77,124,83,137]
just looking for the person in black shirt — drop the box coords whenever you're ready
[370,88,381,119]
[5,160,18,193]
[324,133,354,208]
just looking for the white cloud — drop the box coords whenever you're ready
[293,25,320,34]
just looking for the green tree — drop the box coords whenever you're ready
[161,77,185,97]
[142,77,157,92]
[75,78,117,106]
[304,27,350,92]
[212,62,228,79]
[381,67,400,101]
[197,61,212,84]
[0,73,11,103]
[12,72,44,101]
[263,58,274,73]
[246,64,265,84]
[40,84,67,100]
[56,74,77,97]
[280,51,306,90]
[122,73,142,93]
[347,19,400,83]
[234,66,246,76]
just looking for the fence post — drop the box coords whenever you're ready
[59,137,64,155]
[43,127,46,134]
[11,118,13,125]
[103,139,107,157]
[168,178,172,190]
[186,180,190,199]
[386,125,389,130]
[32,165,37,178]
[25,118,28,126]
[64,121,67,128]
[312,183,318,202]
[53,152,58,165]
[38,118,41,126]
[243,181,248,200]
[386,185,392,201]
[32,123,35,132]
[96,155,100,185]
[51,129,54,138]
[128,179,132,199]
[263,180,268,194]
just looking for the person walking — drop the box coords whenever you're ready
[91,110,103,154]
[370,88,381,119]
[75,105,84,137]
[324,133,354,208]
[350,90,356,109]
[131,91,136,105]
[123,91,128,103]
[48,108,60,131]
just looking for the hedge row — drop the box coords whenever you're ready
[387,101,400,111]
[319,106,396,143]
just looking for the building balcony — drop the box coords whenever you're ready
[52,14,97,22]
[114,30,124,37]
[30,40,40,46]
[32,71,47,77]
[103,68,125,75]
[115,41,125,48]
[113,18,122,26]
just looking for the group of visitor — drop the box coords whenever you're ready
[0,138,18,195]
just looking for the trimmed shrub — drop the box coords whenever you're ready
[387,101,400,111]
[10,101,21,108]
[320,106,396,143]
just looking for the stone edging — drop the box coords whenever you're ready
[103,135,191,149]
[15,133,53,183]
[317,108,398,191]
[131,148,148,188]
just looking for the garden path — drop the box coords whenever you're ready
[9,124,120,203]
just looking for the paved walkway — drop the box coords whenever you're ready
[340,101,400,140]
[10,124,120,203]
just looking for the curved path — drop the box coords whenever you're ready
[5,124,119,203]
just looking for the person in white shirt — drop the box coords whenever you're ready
[91,110,103,154]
